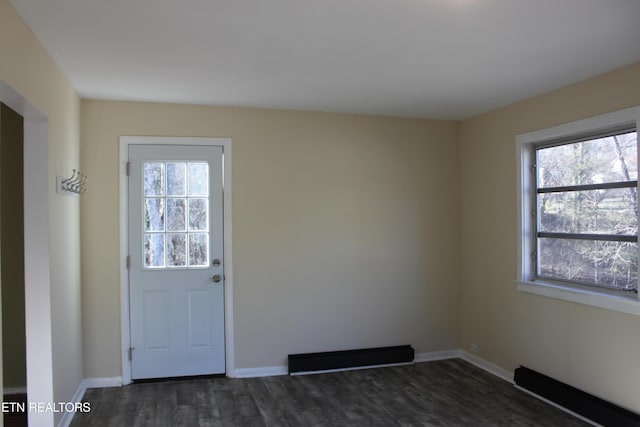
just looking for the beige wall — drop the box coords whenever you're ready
[80,101,460,375]
[459,62,640,413]
[1,0,82,421]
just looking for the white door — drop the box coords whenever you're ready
[128,144,225,379]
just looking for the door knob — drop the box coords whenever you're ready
[212,274,222,283]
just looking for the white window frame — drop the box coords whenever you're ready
[517,106,640,316]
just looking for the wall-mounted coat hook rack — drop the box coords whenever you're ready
[57,169,88,197]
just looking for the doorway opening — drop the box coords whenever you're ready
[0,81,55,427]
[1,102,27,426]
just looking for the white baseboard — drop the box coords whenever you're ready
[57,377,122,427]
[232,366,288,378]
[232,349,510,379]
[414,349,460,363]
[81,377,123,389]
[291,361,415,376]
[459,350,514,383]
[3,386,27,395]
[233,349,462,378]
[415,349,514,384]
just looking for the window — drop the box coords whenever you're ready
[517,107,640,315]
[535,129,637,291]
[143,161,210,269]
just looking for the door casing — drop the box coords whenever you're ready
[119,136,234,384]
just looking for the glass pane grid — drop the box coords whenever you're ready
[537,237,638,291]
[537,187,637,236]
[536,131,637,189]
[143,161,210,269]
[534,130,638,292]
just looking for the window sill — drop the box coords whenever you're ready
[517,281,640,316]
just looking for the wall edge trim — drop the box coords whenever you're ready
[458,350,514,383]
[232,366,288,378]
[414,349,461,363]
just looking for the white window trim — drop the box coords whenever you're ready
[516,106,640,316]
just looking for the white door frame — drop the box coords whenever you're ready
[119,136,234,384]
[1,81,55,427]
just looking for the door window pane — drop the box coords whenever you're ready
[166,198,186,231]
[167,233,187,267]
[167,163,186,196]
[144,234,165,268]
[189,233,208,267]
[144,199,164,231]
[188,198,208,231]
[188,163,208,196]
[144,162,164,196]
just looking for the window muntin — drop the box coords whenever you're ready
[534,130,638,292]
[143,161,209,269]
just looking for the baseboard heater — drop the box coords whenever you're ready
[288,345,414,375]
[514,366,640,427]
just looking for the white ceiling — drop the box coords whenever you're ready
[10,0,640,119]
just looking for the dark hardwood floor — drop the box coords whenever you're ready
[70,359,588,426]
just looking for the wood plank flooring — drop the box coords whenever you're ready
[70,359,589,426]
